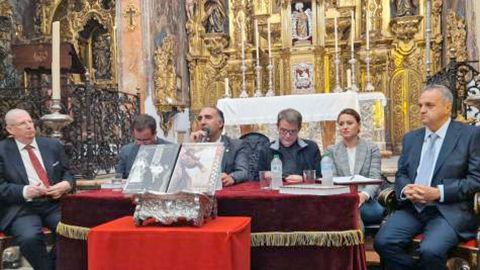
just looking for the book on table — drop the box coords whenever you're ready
[123,143,224,195]
[279,184,350,196]
[333,175,382,184]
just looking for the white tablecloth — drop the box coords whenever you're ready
[217,92,360,125]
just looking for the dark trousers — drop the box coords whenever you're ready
[5,200,60,270]
[374,206,459,270]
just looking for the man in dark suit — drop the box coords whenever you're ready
[374,84,480,270]
[0,108,74,270]
[116,114,170,179]
[190,107,249,186]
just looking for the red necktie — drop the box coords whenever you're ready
[24,144,50,188]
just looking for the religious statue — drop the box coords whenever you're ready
[185,0,197,21]
[202,0,226,33]
[392,0,418,17]
[291,2,312,43]
[93,34,112,80]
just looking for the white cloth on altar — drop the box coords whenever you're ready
[217,92,361,125]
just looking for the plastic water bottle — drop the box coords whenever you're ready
[271,154,283,190]
[321,153,334,186]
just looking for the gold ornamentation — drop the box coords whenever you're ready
[446,10,467,62]
[389,15,422,42]
[0,0,12,17]
[123,3,140,31]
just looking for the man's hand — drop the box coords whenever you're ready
[285,174,303,183]
[358,192,369,207]
[404,184,440,204]
[221,173,235,187]
[190,130,208,142]
[25,183,47,199]
[46,181,71,199]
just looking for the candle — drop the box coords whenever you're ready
[255,19,260,65]
[347,69,352,88]
[350,10,355,53]
[267,18,272,58]
[334,14,339,53]
[51,21,61,100]
[241,17,245,60]
[224,78,230,96]
[366,8,370,50]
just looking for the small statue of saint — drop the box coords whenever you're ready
[292,2,312,43]
[393,0,418,17]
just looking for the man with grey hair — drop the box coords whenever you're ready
[257,108,321,181]
[0,108,74,270]
[375,84,480,270]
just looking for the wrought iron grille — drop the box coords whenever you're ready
[0,82,140,179]
[427,60,480,121]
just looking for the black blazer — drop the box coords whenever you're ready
[0,137,74,231]
[395,121,480,238]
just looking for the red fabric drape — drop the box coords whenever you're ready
[59,182,366,270]
[87,216,251,270]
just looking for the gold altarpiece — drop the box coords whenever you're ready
[184,0,464,152]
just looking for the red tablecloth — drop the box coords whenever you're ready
[88,216,251,270]
[58,182,366,270]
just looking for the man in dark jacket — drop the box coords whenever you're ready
[258,108,321,182]
[116,114,170,178]
[190,107,249,186]
[0,109,74,270]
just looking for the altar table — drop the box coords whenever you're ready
[58,182,366,270]
[88,216,251,270]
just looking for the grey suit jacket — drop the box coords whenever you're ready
[0,137,75,231]
[328,138,382,199]
[221,135,249,183]
[116,137,171,179]
[395,121,480,238]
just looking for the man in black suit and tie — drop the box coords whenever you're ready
[0,108,74,270]
[190,107,249,186]
[374,85,480,270]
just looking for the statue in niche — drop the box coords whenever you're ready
[392,0,418,17]
[202,0,226,33]
[93,34,112,80]
[292,2,312,43]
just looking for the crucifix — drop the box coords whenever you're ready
[123,3,140,31]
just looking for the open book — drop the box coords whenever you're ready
[279,184,350,196]
[123,143,224,195]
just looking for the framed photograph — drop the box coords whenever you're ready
[167,143,224,195]
[123,144,181,194]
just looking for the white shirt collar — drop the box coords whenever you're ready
[425,118,451,140]
[14,138,39,151]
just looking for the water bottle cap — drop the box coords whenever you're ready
[273,154,280,159]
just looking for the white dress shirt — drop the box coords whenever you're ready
[15,138,48,199]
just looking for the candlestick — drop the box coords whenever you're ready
[366,9,370,50]
[350,10,355,54]
[52,21,61,100]
[253,19,262,97]
[333,14,342,93]
[239,16,248,98]
[425,0,432,77]
[346,69,352,89]
[265,18,275,96]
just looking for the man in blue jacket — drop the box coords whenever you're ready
[375,84,480,270]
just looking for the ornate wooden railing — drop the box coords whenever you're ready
[0,80,140,179]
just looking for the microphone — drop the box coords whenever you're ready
[200,127,211,142]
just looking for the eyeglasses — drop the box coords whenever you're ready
[279,128,298,136]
